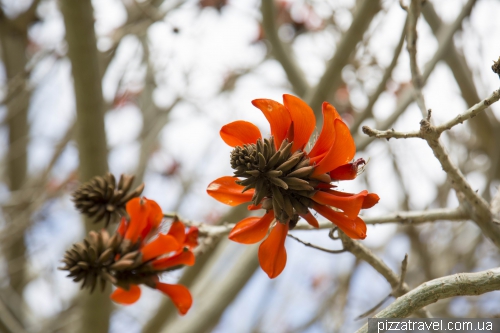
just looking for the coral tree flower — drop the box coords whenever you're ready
[107,197,197,315]
[60,198,198,315]
[207,95,379,278]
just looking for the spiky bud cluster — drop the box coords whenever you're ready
[230,137,331,223]
[72,173,144,226]
[60,229,182,293]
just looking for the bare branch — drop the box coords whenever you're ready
[355,0,478,150]
[177,206,468,238]
[339,232,432,318]
[356,267,500,332]
[0,298,27,333]
[287,232,346,254]
[305,0,382,118]
[351,17,407,134]
[397,254,408,293]
[435,89,500,134]
[261,0,309,96]
[362,126,421,140]
[406,0,427,116]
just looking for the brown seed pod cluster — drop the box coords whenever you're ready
[59,229,179,293]
[230,137,331,223]
[72,173,144,226]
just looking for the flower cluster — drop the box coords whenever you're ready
[62,189,198,315]
[207,95,379,278]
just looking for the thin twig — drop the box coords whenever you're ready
[175,206,468,238]
[435,89,500,134]
[356,294,392,319]
[351,17,407,134]
[355,0,478,150]
[260,0,309,96]
[397,254,408,293]
[339,232,432,318]
[362,126,421,140]
[287,233,346,254]
[406,0,427,116]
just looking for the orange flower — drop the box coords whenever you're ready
[110,198,197,315]
[207,95,379,278]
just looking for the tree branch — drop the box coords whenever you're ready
[305,0,382,120]
[406,0,427,116]
[355,0,477,150]
[261,0,309,96]
[339,232,432,318]
[356,267,500,333]
[351,17,407,134]
[179,207,467,238]
[59,0,111,331]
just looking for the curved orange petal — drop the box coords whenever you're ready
[282,94,316,152]
[330,158,366,180]
[329,163,357,180]
[220,120,262,147]
[140,234,179,262]
[185,227,199,249]
[247,203,262,210]
[312,119,355,176]
[311,190,368,220]
[152,250,195,270]
[145,198,163,230]
[138,198,163,241]
[258,222,288,278]
[323,189,380,209]
[308,102,340,158]
[252,99,292,149]
[125,198,149,243]
[155,283,193,315]
[299,211,319,228]
[228,211,275,244]
[110,285,141,305]
[313,203,366,239]
[362,193,380,209]
[117,217,128,237]
[207,176,255,206]
[168,220,186,248]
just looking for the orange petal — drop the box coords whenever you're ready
[152,250,195,270]
[110,285,141,305]
[185,227,199,249]
[228,211,275,244]
[140,234,179,262]
[247,203,262,210]
[313,119,355,176]
[207,176,255,206]
[362,193,380,209]
[330,163,357,180]
[138,198,163,241]
[299,211,319,228]
[168,220,186,248]
[330,158,366,180]
[282,94,316,152]
[308,102,340,158]
[117,217,128,237]
[252,99,292,149]
[313,203,367,239]
[311,190,367,220]
[220,120,262,147]
[124,198,149,243]
[258,222,288,278]
[323,189,380,210]
[145,198,163,230]
[155,283,193,315]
